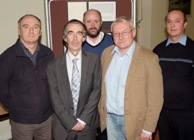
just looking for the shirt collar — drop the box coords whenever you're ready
[111,41,136,58]
[86,31,104,46]
[19,39,40,54]
[67,50,82,61]
[166,34,187,47]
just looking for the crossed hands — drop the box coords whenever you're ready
[72,121,85,131]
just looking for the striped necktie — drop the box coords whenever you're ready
[71,58,80,116]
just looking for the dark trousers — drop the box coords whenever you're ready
[158,109,194,140]
[96,128,107,140]
[66,129,96,140]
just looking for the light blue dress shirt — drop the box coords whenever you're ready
[105,41,136,115]
[166,34,187,46]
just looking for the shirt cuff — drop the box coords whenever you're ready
[77,118,86,125]
[142,129,152,135]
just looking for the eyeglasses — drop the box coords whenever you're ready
[113,28,134,37]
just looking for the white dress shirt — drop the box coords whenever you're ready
[66,50,86,126]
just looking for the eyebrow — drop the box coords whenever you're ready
[67,30,83,33]
[21,24,40,27]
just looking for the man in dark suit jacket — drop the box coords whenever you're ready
[46,19,101,140]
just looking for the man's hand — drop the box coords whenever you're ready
[141,131,152,140]
[72,121,85,131]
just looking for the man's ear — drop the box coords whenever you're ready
[184,22,187,29]
[18,29,21,36]
[82,36,86,42]
[132,28,136,38]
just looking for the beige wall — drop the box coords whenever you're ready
[0,2,47,137]
[137,0,194,50]
[0,1,47,54]
[0,0,194,138]
[0,0,193,53]
[185,1,194,39]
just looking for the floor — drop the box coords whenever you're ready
[0,119,12,140]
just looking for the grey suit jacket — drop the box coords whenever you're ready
[46,50,101,140]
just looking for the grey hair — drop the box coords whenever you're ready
[111,16,134,32]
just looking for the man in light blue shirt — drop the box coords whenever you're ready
[153,10,194,140]
[99,16,163,140]
[105,42,135,115]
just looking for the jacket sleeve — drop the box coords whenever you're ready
[0,52,12,109]
[143,54,164,132]
[46,61,77,132]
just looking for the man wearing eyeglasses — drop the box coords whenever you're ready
[99,16,163,140]
[46,19,101,140]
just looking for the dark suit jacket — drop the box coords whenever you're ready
[46,50,101,140]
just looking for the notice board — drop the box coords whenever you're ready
[45,0,133,57]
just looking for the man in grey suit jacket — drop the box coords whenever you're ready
[46,19,101,140]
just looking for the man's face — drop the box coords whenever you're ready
[166,10,187,40]
[64,23,86,54]
[83,10,102,38]
[112,21,136,54]
[18,16,41,45]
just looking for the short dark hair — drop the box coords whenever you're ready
[165,10,187,23]
[63,19,87,38]
[63,19,87,47]
[18,14,41,29]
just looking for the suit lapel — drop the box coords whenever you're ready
[59,54,71,94]
[125,43,141,90]
[102,48,114,80]
[79,51,88,96]
[74,51,88,115]
[101,46,114,108]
